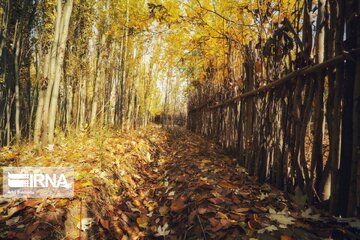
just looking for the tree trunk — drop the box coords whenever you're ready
[311,0,325,201]
[14,24,22,143]
[90,48,102,128]
[350,0,360,217]
[120,0,130,129]
[41,0,63,145]
[329,0,344,215]
[47,0,74,144]
[34,51,50,144]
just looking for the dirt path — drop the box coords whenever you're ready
[104,126,358,239]
[0,126,359,240]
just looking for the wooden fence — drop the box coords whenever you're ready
[187,49,360,217]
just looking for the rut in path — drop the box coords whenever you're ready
[1,126,359,240]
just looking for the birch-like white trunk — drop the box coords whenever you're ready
[90,49,102,128]
[34,0,73,145]
[47,0,74,144]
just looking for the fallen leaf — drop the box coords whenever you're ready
[301,208,321,221]
[257,224,278,233]
[99,218,110,230]
[208,197,224,204]
[155,223,170,236]
[171,195,187,212]
[268,210,295,226]
[6,216,20,226]
[159,206,169,216]
[24,199,42,208]
[26,221,40,235]
[235,207,249,213]
[209,217,219,227]
[219,180,235,189]
[216,212,228,219]
[145,201,158,211]
[258,192,268,200]
[197,207,208,214]
[77,217,94,231]
[136,215,149,228]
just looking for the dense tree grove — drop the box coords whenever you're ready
[0,0,171,146]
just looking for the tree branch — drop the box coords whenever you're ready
[194,0,255,28]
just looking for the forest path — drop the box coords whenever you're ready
[0,126,359,240]
[102,126,356,240]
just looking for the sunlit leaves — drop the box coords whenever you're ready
[144,0,299,98]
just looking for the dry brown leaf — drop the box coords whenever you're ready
[26,221,40,235]
[170,195,187,212]
[220,218,231,226]
[176,175,187,182]
[159,206,169,216]
[235,207,249,213]
[99,218,110,230]
[136,215,149,228]
[24,199,42,208]
[208,197,224,204]
[192,193,209,202]
[219,180,235,189]
[209,217,219,227]
[197,207,208,214]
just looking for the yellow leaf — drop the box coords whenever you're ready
[81,181,92,187]
[145,201,158,211]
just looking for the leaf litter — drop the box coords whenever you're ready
[0,126,359,239]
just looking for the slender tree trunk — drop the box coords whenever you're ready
[5,90,12,145]
[34,50,50,144]
[329,0,344,215]
[41,0,63,144]
[348,0,360,216]
[311,0,325,201]
[79,59,86,130]
[90,49,101,128]
[337,0,358,216]
[47,0,73,144]
[120,0,129,129]
[115,37,124,126]
[0,0,10,61]
[14,26,22,143]
[321,0,335,201]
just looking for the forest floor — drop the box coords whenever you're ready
[0,125,360,240]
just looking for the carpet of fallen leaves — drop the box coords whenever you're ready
[0,125,359,240]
